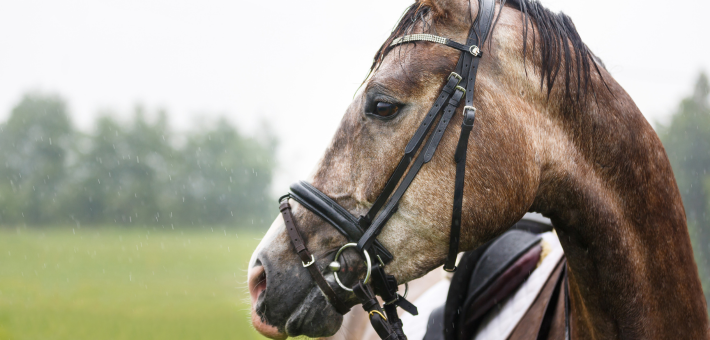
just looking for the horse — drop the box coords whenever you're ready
[248,0,709,338]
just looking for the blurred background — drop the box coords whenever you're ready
[0,0,708,339]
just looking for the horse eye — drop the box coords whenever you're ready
[375,102,399,117]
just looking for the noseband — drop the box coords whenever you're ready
[279,1,497,338]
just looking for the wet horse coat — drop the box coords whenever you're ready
[248,0,709,338]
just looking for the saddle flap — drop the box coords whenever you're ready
[466,230,542,300]
[443,229,543,340]
[463,243,542,329]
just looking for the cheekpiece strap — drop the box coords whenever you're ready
[280,200,351,314]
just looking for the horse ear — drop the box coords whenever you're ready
[422,0,478,31]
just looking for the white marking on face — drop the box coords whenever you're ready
[249,214,285,269]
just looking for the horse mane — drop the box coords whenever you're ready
[369,0,606,103]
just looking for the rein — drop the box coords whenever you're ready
[279,0,498,338]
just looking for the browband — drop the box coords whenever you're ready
[391,33,482,57]
[289,181,394,263]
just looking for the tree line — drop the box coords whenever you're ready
[0,92,276,228]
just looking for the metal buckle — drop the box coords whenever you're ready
[384,295,399,306]
[302,254,316,267]
[376,255,385,267]
[469,45,481,56]
[368,310,387,321]
[447,72,462,85]
[463,105,476,117]
[383,282,410,305]
[330,243,372,292]
[455,86,466,96]
[443,265,457,272]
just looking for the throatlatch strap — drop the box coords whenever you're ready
[444,109,476,271]
[280,201,350,314]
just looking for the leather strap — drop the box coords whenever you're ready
[358,88,466,252]
[441,0,496,272]
[444,108,476,271]
[290,181,393,263]
[463,0,497,109]
[564,265,571,340]
[371,264,419,316]
[357,0,497,256]
[280,201,351,314]
[353,280,401,340]
[361,74,462,227]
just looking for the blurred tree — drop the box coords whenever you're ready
[659,72,710,304]
[66,108,177,225]
[175,118,276,226]
[0,92,277,229]
[0,93,73,224]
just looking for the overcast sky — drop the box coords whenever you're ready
[1,0,708,193]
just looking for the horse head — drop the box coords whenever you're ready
[248,0,708,338]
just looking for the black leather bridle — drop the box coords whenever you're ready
[278,1,497,339]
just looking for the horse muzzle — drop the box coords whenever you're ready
[248,242,345,338]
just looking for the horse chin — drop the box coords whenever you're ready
[284,286,344,337]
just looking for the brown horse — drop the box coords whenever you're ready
[247,0,709,338]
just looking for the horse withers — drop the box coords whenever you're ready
[247,0,708,338]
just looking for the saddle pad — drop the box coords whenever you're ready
[473,231,564,340]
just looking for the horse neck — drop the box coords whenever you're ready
[529,71,709,338]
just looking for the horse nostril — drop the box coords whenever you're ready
[248,263,268,306]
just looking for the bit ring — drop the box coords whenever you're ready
[331,243,371,292]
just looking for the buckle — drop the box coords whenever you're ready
[302,254,316,267]
[443,265,457,272]
[469,45,481,56]
[463,106,476,116]
[368,310,388,321]
[447,72,462,85]
[455,86,466,96]
[384,294,399,306]
[383,282,409,305]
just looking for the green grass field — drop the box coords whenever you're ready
[0,225,269,340]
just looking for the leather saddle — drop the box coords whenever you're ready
[424,219,569,340]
